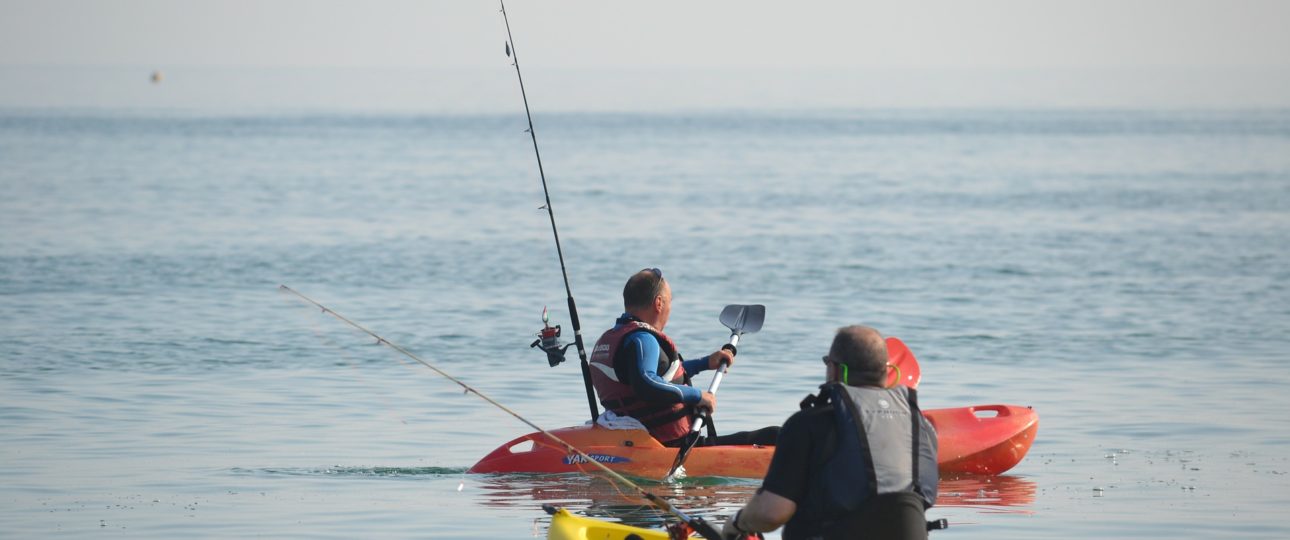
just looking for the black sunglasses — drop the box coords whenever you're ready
[824,355,850,384]
[645,267,663,279]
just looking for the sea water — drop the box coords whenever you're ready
[2,109,1289,538]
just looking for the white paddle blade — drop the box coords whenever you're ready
[720,304,765,335]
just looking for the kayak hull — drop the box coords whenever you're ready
[546,506,668,540]
[469,422,773,478]
[925,404,1040,476]
[470,404,1037,478]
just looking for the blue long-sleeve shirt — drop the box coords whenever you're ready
[619,326,710,406]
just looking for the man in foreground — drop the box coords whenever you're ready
[722,325,939,540]
[588,268,779,447]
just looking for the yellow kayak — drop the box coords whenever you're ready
[544,504,946,539]
[545,506,671,540]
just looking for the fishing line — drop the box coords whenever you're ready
[277,284,723,537]
[280,291,420,427]
[286,286,640,497]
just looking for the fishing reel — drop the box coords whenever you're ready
[530,306,572,367]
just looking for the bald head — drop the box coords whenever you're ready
[623,268,666,311]
[622,268,671,329]
[828,325,889,386]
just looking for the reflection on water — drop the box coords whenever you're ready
[471,471,1038,530]
[937,474,1036,511]
[238,466,469,477]
[473,473,758,528]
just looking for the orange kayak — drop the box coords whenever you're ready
[469,403,1036,478]
[926,404,1039,475]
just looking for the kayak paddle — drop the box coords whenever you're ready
[666,304,765,479]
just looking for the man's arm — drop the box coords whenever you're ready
[682,348,735,375]
[681,356,710,376]
[624,332,703,405]
[729,490,796,534]
[723,411,812,536]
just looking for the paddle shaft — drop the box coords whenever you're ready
[692,332,738,431]
[665,305,763,480]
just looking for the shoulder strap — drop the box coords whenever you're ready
[800,382,841,411]
[907,387,922,497]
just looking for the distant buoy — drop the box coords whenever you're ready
[150,71,163,84]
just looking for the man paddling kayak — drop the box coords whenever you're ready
[588,268,780,447]
[721,326,939,540]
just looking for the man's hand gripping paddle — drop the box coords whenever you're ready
[666,304,766,480]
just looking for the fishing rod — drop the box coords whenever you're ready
[498,0,599,425]
[278,285,724,539]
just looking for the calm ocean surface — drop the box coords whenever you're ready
[2,109,1289,538]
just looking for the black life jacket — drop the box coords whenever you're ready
[798,382,939,538]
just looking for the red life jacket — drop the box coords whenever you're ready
[589,317,693,443]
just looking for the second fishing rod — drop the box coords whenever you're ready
[278,285,727,539]
[499,0,599,423]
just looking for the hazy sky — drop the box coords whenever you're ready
[3,0,1288,110]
